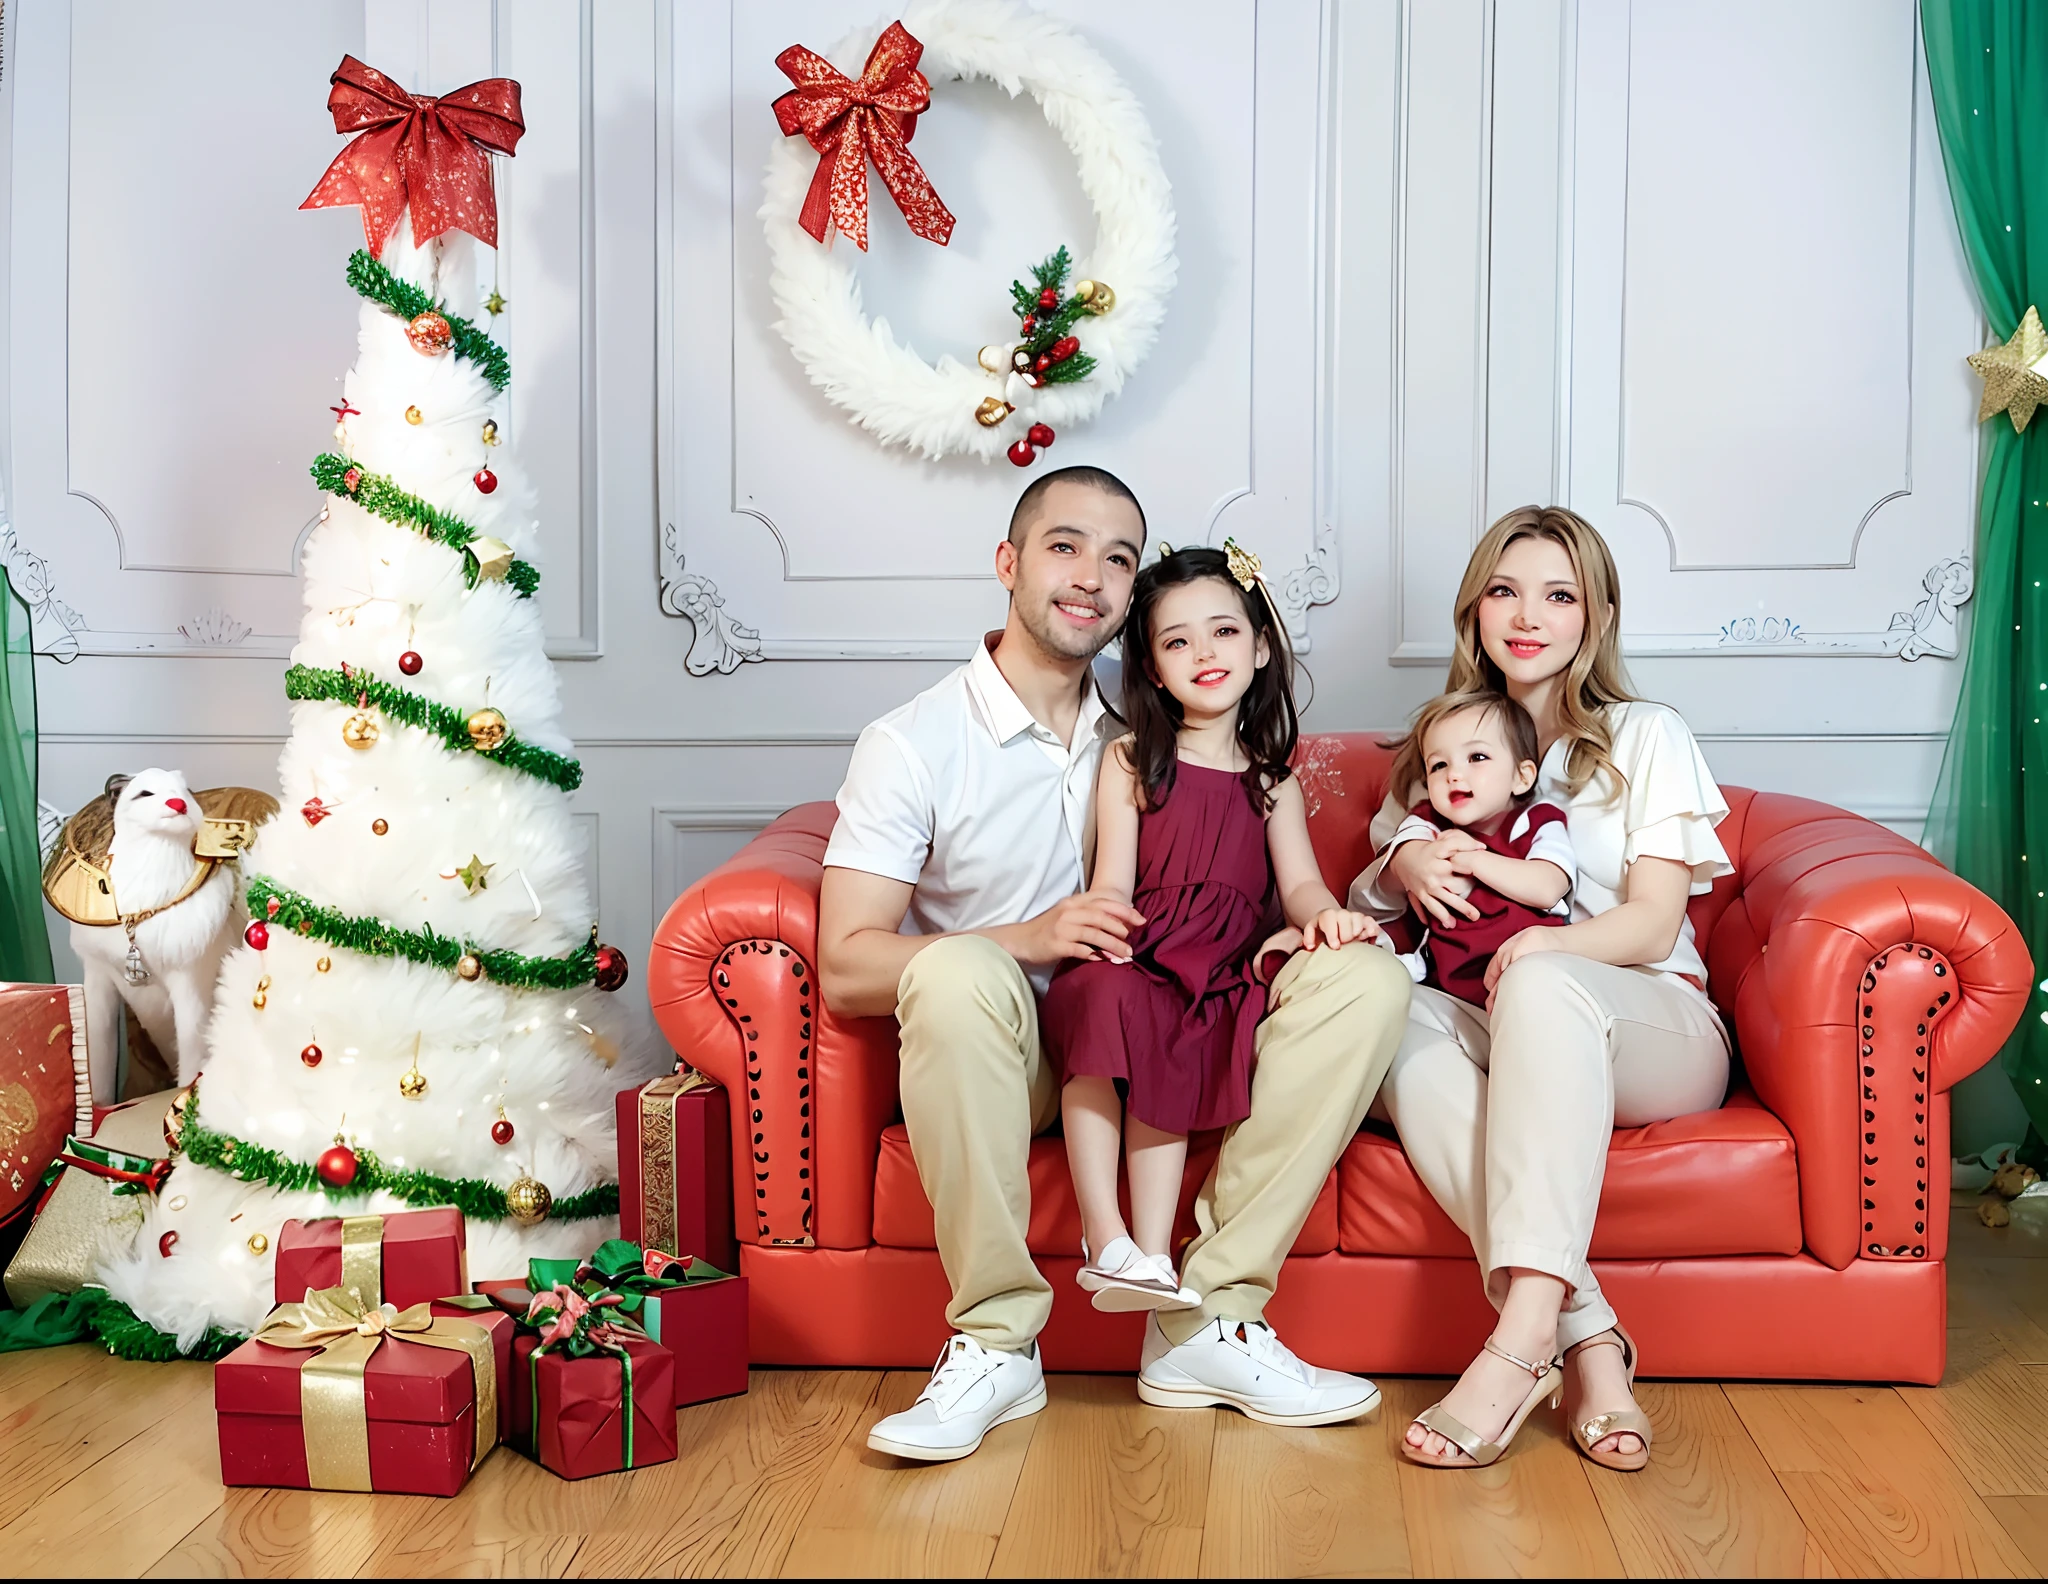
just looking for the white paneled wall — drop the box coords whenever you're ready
[8,1,2020,1144]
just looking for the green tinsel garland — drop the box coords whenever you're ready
[310,453,540,599]
[182,1106,620,1225]
[346,249,511,391]
[245,873,601,991]
[0,1288,243,1361]
[284,662,583,793]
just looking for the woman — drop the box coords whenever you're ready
[1353,506,1731,1471]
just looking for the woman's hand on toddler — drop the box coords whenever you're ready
[1389,831,1485,930]
[1302,908,1379,951]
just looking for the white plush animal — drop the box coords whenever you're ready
[70,770,245,1098]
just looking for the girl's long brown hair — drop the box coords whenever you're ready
[1119,548,1298,815]
[1389,506,1637,801]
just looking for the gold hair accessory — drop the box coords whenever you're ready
[1222,537,1285,629]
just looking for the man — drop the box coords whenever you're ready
[819,466,1412,1462]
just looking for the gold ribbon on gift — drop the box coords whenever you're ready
[251,1285,499,1492]
[636,1069,712,1257]
[339,1214,383,1305]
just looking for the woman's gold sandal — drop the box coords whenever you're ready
[1401,1337,1563,1468]
[1564,1325,1652,1471]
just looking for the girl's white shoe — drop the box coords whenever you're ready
[1078,1236,1199,1312]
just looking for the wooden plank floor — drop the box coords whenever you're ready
[5,1197,2046,1579]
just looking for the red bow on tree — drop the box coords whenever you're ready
[771,22,956,252]
[301,55,525,256]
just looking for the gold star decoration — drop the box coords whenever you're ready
[452,854,494,895]
[1967,304,2048,433]
[484,290,508,316]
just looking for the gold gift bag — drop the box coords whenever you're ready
[4,1090,175,1305]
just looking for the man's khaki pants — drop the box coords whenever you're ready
[895,934,1412,1352]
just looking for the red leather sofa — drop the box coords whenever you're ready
[648,734,2030,1384]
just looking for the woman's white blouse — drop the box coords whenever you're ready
[1350,700,1733,983]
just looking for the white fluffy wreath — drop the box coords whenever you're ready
[763,0,1178,463]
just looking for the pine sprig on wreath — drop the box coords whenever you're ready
[311,453,540,598]
[1010,246,1098,386]
[345,249,512,391]
[284,663,583,793]
[245,872,602,991]
[182,1088,620,1224]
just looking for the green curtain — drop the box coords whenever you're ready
[0,565,51,982]
[1921,1,2048,1149]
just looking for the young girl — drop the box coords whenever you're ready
[1042,543,1379,1310]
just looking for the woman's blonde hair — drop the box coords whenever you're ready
[1393,506,1637,800]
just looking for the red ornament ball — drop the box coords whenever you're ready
[594,944,630,992]
[398,650,423,676]
[342,466,363,493]
[158,1230,179,1257]
[1034,354,1052,373]
[1038,285,1059,309]
[1021,314,1038,335]
[300,1043,323,1069]
[473,468,498,495]
[244,921,270,951]
[316,1142,359,1188]
[1027,423,1056,449]
[1008,440,1037,467]
[491,1117,515,1146]
[1051,335,1080,362]
[406,310,454,356]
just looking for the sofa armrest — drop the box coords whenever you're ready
[646,804,900,1251]
[1704,793,2031,1270]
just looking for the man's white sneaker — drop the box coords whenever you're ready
[1078,1236,1198,1312]
[1137,1314,1381,1426]
[866,1334,1048,1462]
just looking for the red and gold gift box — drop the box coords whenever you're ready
[274,1208,466,1309]
[216,1287,502,1497]
[0,984,90,1229]
[616,1069,737,1273]
[521,1330,677,1481]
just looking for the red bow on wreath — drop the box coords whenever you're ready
[301,55,525,257]
[771,22,956,252]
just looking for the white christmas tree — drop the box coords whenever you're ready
[100,132,647,1350]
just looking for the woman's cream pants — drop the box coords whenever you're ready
[1375,951,1730,1350]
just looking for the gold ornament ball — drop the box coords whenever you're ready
[1075,279,1116,315]
[371,818,389,836]
[167,1194,187,1212]
[457,953,483,981]
[482,419,500,446]
[465,707,508,753]
[974,397,1014,428]
[406,310,455,356]
[405,405,423,426]
[398,1067,428,1100]
[976,344,1008,375]
[342,711,380,751]
[246,1232,269,1256]
[316,955,332,973]
[505,1174,553,1227]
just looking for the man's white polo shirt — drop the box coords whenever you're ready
[823,632,1115,992]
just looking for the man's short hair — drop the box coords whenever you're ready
[1006,465,1148,547]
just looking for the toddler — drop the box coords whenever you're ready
[1042,542,1379,1310]
[1377,690,1573,1006]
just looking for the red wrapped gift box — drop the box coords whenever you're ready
[616,1071,737,1273]
[519,1331,677,1480]
[216,1304,503,1497]
[0,984,90,1226]
[479,1271,748,1409]
[275,1208,466,1309]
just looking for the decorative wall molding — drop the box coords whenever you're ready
[177,608,253,648]
[1718,616,1803,647]
[1885,556,1972,661]
[651,802,786,922]
[37,800,65,860]
[0,521,86,662]
[657,523,762,675]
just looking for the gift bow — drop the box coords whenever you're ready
[522,1282,649,1467]
[253,1285,498,1491]
[771,22,955,252]
[301,54,525,256]
[55,1135,171,1197]
[527,1240,728,1344]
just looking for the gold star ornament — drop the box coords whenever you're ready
[1967,304,2048,433]
[453,854,494,895]
[484,290,508,316]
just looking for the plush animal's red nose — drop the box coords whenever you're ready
[164,798,187,814]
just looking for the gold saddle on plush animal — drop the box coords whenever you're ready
[42,787,279,926]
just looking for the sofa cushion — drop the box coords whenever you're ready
[871,1125,1339,1257]
[1337,1088,1802,1259]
